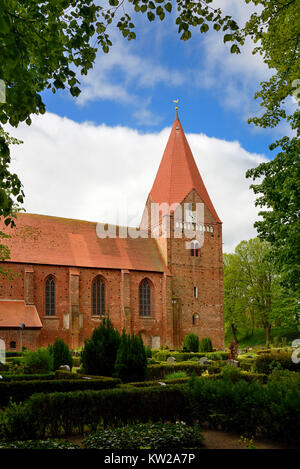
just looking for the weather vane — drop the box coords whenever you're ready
[173,99,179,119]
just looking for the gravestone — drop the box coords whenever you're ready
[199,357,209,365]
[226,359,239,368]
[59,364,70,372]
[167,356,176,364]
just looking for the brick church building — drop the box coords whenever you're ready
[0,115,224,352]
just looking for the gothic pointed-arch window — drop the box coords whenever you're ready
[190,240,200,257]
[45,275,55,316]
[139,279,151,317]
[92,276,106,316]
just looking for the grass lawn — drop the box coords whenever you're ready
[225,325,300,348]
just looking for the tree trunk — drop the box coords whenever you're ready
[265,323,271,346]
[231,323,238,342]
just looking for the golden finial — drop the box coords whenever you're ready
[173,99,179,119]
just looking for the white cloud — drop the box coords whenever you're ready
[7,112,267,253]
[76,37,185,125]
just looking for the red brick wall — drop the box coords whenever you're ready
[0,262,168,350]
[0,193,224,351]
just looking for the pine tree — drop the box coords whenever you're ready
[114,331,147,383]
[81,317,121,376]
[51,338,73,371]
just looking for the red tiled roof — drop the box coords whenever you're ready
[150,117,221,223]
[0,300,42,328]
[1,213,168,273]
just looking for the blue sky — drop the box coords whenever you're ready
[8,1,286,252]
[41,1,280,157]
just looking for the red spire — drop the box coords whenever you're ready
[149,115,221,223]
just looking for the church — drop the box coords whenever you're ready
[0,114,224,352]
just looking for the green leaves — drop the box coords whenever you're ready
[246,136,300,291]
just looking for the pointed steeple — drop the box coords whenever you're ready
[149,115,221,223]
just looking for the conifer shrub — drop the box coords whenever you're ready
[183,333,199,353]
[199,337,213,353]
[81,318,121,376]
[114,331,147,383]
[49,338,73,371]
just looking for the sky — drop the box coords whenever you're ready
[7,0,287,253]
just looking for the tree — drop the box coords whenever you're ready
[114,330,147,382]
[223,253,249,341]
[199,337,212,353]
[240,0,300,131]
[225,238,297,345]
[50,338,73,371]
[242,2,299,291]
[0,0,242,229]
[81,317,121,376]
[183,333,199,353]
[246,135,300,291]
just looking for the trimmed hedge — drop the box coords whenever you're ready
[4,352,23,358]
[187,374,300,444]
[1,375,299,444]
[0,377,121,406]
[54,370,80,380]
[126,378,190,387]
[152,350,228,362]
[0,373,55,382]
[0,439,80,449]
[147,362,221,380]
[254,351,300,374]
[0,384,189,440]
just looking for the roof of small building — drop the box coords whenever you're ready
[0,300,42,328]
[1,213,168,273]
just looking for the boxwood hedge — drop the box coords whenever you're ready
[0,377,121,406]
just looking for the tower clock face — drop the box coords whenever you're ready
[185,209,197,223]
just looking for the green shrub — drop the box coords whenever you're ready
[127,378,190,387]
[0,401,39,441]
[183,334,199,353]
[199,337,213,353]
[0,373,55,382]
[49,338,73,371]
[146,363,221,380]
[0,384,189,440]
[5,352,23,358]
[254,351,299,374]
[114,331,147,383]
[0,377,121,406]
[145,346,152,358]
[220,364,243,384]
[71,356,81,368]
[81,317,121,376]
[54,370,80,380]
[82,422,204,449]
[151,350,228,362]
[187,375,300,443]
[164,371,188,380]
[1,377,299,444]
[23,348,53,374]
[0,439,80,449]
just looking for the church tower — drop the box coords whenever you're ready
[141,114,224,349]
